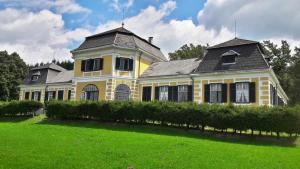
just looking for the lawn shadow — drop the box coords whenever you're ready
[0,116,32,123]
[38,118,299,148]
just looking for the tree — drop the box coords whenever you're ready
[168,44,206,61]
[262,41,292,94]
[263,41,300,105]
[0,51,28,101]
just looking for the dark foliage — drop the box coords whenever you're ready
[0,101,43,116]
[0,51,28,101]
[46,101,300,137]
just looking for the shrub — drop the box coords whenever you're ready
[0,100,43,117]
[45,101,300,137]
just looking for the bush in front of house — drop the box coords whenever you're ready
[45,101,300,137]
[0,100,43,116]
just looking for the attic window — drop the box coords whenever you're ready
[221,50,239,64]
[31,71,41,81]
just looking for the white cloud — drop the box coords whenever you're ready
[0,0,90,14]
[198,0,300,41]
[0,8,91,64]
[96,0,234,57]
[108,0,135,12]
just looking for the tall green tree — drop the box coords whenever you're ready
[0,51,28,101]
[168,44,206,61]
[262,41,292,94]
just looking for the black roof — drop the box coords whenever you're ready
[208,38,258,49]
[73,27,166,61]
[194,38,269,73]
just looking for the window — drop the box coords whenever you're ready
[68,90,72,100]
[115,57,133,71]
[33,91,40,101]
[222,55,236,64]
[81,58,103,72]
[24,92,30,100]
[236,83,249,103]
[210,84,222,103]
[58,90,64,100]
[159,86,168,101]
[81,85,99,101]
[270,84,278,105]
[31,75,39,81]
[115,84,130,101]
[142,87,152,101]
[178,85,188,102]
[47,91,55,101]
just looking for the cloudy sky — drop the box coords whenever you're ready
[0,0,299,64]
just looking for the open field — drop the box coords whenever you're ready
[0,115,299,169]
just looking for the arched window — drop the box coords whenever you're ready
[115,84,130,101]
[81,85,99,101]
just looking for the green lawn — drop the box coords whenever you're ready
[0,116,299,169]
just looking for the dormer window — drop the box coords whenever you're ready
[221,50,239,65]
[31,71,41,81]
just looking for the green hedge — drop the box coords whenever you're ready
[0,100,43,116]
[45,101,300,136]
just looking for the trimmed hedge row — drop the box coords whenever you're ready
[0,101,43,116]
[45,101,300,136]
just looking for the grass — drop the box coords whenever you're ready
[0,115,299,169]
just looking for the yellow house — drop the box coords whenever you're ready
[19,27,288,106]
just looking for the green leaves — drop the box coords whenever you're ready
[45,101,300,136]
[0,51,28,101]
[168,43,206,61]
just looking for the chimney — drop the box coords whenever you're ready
[148,37,153,44]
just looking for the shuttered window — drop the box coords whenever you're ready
[115,57,133,71]
[159,86,168,101]
[178,85,188,102]
[153,85,193,102]
[210,84,222,103]
[47,91,56,101]
[142,87,152,101]
[230,82,256,103]
[236,82,249,103]
[33,91,40,101]
[24,92,30,100]
[68,90,71,100]
[58,90,64,100]
[81,58,103,72]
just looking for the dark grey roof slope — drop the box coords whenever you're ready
[141,58,201,77]
[195,39,269,73]
[73,27,166,61]
[31,63,66,72]
[208,38,258,49]
[22,63,73,85]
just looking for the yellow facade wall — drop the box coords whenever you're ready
[103,55,112,75]
[74,59,83,77]
[75,81,106,101]
[136,57,152,77]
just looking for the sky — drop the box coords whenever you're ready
[0,0,299,64]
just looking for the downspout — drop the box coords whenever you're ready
[190,75,194,102]
[138,51,142,78]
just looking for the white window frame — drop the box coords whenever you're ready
[236,82,249,103]
[159,86,168,101]
[210,83,222,103]
[48,91,54,100]
[33,91,39,101]
[178,85,188,102]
